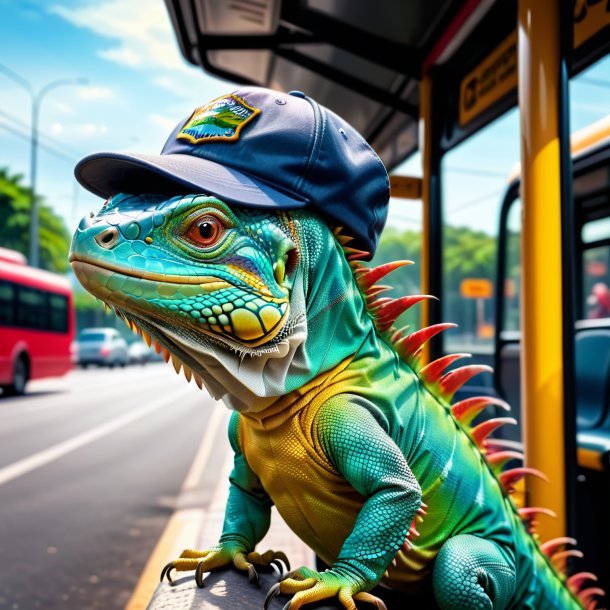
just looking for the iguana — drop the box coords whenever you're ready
[70,191,603,610]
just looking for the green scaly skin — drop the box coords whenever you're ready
[70,193,590,610]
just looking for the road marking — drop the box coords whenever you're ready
[125,405,229,610]
[182,406,229,491]
[0,386,192,487]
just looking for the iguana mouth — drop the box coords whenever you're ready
[70,259,290,348]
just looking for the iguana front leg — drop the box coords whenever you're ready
[266,397,423,609]
[161,412,288,585]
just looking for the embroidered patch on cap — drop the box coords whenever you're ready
[177,94,260,144]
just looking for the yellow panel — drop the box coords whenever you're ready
[518,0,567,542]
[459,31,517,127]
[390,175,422,200]
[577,447,604,472]
[574,0,610,49]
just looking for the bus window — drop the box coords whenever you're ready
[441,108,520,354]
[16,285,48,331]
[0,281,16,326]
[571,55,610,131]
[582,217,610,319]
[504,198,522,332]
[48,293,69,333]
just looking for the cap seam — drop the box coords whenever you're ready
[295,96,324,196]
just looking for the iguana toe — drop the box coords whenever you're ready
[268,567,367,609]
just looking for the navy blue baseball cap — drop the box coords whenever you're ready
[74,87,390,255]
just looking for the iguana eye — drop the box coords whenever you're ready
[185,215,225,247]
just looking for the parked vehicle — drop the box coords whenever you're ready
[128,340,153,365]
[76,327,128,368]
[0,247,75,396]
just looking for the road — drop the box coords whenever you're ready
[0,363,225,610]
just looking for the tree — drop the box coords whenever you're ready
[370,224,496,335]
[0,167,71,273]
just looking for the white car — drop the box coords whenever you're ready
[77,328,129,368]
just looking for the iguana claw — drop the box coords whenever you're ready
[248,564,260,586]
[195,562,206,588]
[270,559,288,579]
[265,582,282,609]
[160,561,175,584]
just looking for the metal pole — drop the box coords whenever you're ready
[0,65,86,268]
[28,78,88,268]
[518,0,575,542]
[29,95,40,267]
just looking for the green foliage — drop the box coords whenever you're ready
[371,224,496,333]
[0,167,71,273]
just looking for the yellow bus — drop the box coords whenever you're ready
[164,0,610,593]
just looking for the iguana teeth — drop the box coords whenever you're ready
[183,366,192,382]
[142,331,152,347]
[193,374,204,390]
[171,353,182,374]
[162,348,170,363]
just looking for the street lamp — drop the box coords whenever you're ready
[0,64,87,267]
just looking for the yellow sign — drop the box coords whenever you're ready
[390,175,422,200]
[459,32,517,128]
[574,0,610,49]
[459,4,610,127]
[460,278,493,299]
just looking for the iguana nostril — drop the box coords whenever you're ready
[95,227,119,249]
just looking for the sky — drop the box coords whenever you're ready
[0,0,238,231]
[1,0,610,241]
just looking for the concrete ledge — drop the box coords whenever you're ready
[147,565,342,609]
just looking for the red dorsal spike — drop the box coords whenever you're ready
[438,364,493,401]
[568,573,598,593]
[487,450,524,472]
[419,353,471,386]
[518,506,557,535]
[551,548,584,565]
[578,587,605,607]
[343,246,370,261]
[541,537,577,558]
[369,297,393,309]
[397,323,457,364]
[518,506,556,520]
[471,417,517,448]
[498,467,548,493]
[391,325,409,343]
[551,548,584,574]
[355,260,414,291]
[366,284,393,298]
[336,234,353,245]
[451,396,511,427]
[374,295,436,332]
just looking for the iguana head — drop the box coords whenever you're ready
[70,192,367,411]
[71,193,296,349]
[69,88,390,410]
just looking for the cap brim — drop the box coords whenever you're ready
[74,152,309,210]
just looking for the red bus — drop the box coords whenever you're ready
[0,247,75,395]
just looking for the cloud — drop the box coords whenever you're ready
[76,85,114,101]
[49,0,191,73]
[150,112,177,132]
